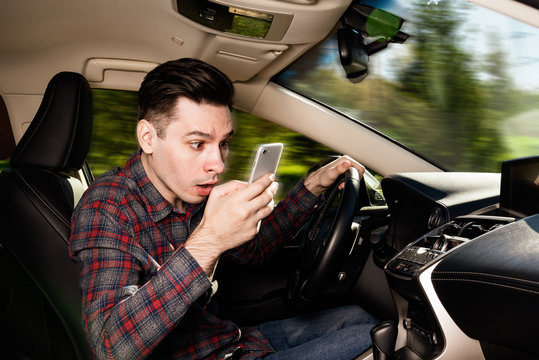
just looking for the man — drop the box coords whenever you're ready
[70,58,377,359]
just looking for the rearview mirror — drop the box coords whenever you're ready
[338,1,410,84]
[338,28,369,83]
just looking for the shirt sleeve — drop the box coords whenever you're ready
[225,179,321,265]
[70,202,212,360]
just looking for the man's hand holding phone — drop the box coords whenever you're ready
[185,144,283,275]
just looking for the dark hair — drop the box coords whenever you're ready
[138,58,234,137]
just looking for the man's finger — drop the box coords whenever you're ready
[325,159,351,184]
[341,156,365,177]
[256,198,275,220]
[243,173,276,200]
[212,180,247,197]
[338,159,351,172]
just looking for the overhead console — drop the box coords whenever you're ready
[170,0,351,98]
[175,0,293,41]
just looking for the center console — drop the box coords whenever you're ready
[374,215,515,360]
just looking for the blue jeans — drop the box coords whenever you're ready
[257,305,377,360]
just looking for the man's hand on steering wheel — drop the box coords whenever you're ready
[303,155,365,197]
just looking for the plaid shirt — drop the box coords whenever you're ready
[69,151,319,359]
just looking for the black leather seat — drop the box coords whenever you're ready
[0,72,93,359]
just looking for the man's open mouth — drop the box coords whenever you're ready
[196,182,216,196]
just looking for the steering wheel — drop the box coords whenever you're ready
[287,166,362,304]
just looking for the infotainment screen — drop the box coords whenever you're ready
[500,156,539,218]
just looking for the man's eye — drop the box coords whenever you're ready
[190,142,204,150]
[220,140,230,149]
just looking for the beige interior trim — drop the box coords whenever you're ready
[2,95,43,143]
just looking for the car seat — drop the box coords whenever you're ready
[0,72,93,359]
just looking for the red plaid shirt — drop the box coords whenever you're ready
[69,151,319,359]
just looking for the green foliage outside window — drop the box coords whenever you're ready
[87,89,139,176]
[0,159,9,172]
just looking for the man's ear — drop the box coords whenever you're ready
[137,119,156,154]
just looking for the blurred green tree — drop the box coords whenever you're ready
[87,89,139,175]
[396,0,508,171]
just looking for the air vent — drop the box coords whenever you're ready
[427,207,446,230]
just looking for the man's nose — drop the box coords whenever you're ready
[205,146,225,174]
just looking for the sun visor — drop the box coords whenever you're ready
[200,36,288,82]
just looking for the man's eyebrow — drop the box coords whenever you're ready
[184,131,212,138]
[184,129,234,139]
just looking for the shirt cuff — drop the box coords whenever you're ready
[159,245,213,306]
[286,179,324,214]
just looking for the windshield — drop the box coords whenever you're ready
[275,0,539,172]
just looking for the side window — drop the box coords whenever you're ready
[87,89,139,177]
[88,89,335,199]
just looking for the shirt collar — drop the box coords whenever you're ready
[125,150,203,223]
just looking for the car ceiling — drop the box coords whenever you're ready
[0,0,350,106]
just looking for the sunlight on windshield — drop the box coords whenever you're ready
[275,0,539,172]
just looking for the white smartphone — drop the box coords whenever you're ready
[248,143,284,183]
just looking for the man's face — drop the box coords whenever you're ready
[140,97,233,211]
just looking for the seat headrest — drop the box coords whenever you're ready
[10,72,93,172]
